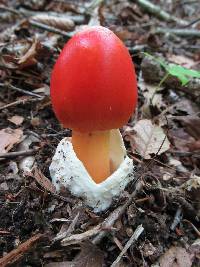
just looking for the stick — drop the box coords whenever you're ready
[93,179,143,244]
[0,149,38,159]
[111,224,144,267]
[0,4,24,17]
[61,225,101,246]
[155,27,200,37]
[0,83,42,98]
[170,150,200,157]
[29,20,74,38]
[53,212,80,243]
[19,8,85,24]
[0,97,43,110]
[0,233,43,267]
[60,179,143,246]
[135,0,187,26]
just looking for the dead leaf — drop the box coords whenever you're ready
[139,77,164,108]
[18,39,41,68]
[158,246,192,267]
[181,116,200,140]
[0,128,23,154]
[128,119,170,159]
[27,167,56,194]
[8,115,24,126]
[45,242,104,267]
[31,14,75,31]
[168,128,195,152]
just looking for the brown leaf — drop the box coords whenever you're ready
[31,14,75,31]
[18,39,41,68]
[8,115,24,126]
[168,128,195,152]
[27,167,56,194]
[128,119,170,159]
[45,242,104,267]
[0,128,23,154]
[181,116,200,140]
[158,246,192,267]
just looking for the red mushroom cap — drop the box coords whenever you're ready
[51,26,137,133]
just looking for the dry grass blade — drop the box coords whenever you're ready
[31,14,75,31]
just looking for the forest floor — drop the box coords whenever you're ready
[0,0,200,266]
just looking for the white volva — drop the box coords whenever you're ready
[50,130,134,212]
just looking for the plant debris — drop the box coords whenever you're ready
[0,0,200,266]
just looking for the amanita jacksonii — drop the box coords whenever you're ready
[50,26,138,211]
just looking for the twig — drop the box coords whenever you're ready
[93,179,143,244]
[31,14,75,31]
[170,150,200,157]
[19,8,85,24]
[61,225,101,246]
[0,97,43,110]
[183,219,200,237]
[0,149,38,159]
[0,4,24,17]
[29,20,74,38]
[184,17,200,28]
[134,0,187,26]
[53,212,80,242]
[155,27,200,37]
[61,179,143,246]
[111,224,144,267]
[0,233,43,267]
[0,83,42,98]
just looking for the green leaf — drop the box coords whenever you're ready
[167,65,189,85]
[167,64,200,85]
[143,53,200,86]
[143,52,168,69]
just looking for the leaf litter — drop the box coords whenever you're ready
[0,0,200,266]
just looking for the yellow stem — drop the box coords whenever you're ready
[72,130,111,183]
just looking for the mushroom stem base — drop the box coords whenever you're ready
[72,130,110,183]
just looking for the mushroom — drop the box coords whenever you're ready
[50,26,137,185]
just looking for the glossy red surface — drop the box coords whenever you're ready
[51,26,137,132]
